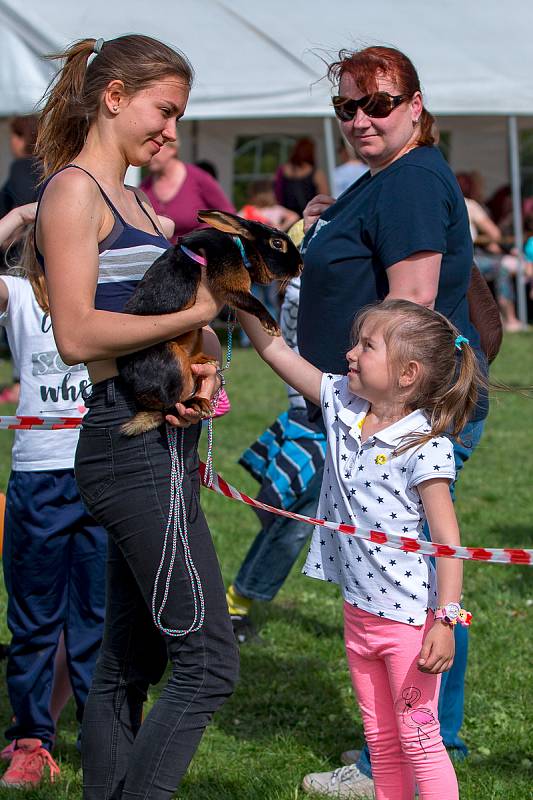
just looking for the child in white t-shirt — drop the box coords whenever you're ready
[238,298,484,800]
[0,206,106,788]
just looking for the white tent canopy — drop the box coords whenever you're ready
[0,0,532,119]
[0,0,531,322]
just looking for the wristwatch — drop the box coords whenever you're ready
[435,602,461,625]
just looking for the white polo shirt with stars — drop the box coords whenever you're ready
[303,373,456,626]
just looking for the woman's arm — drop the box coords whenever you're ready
[167,326,223,427]
[237,310,322,406]
[386,252,442,309]
[471,201,502,246]
[416,477,463,674]
[313,168,330,197]
[0,203,36,248]
[37,171,220,365]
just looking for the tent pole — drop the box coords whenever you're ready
[323,116,336,195]
[508,115,528,325]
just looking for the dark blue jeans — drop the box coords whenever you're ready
[234,470,323,601]
[75,378,239,800]
[3,469,107,750]
[356,420,485,778]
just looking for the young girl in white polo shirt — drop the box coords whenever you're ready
[238,298,484,800]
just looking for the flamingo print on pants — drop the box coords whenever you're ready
[398,685,436,757]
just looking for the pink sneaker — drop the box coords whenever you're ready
[0,739,60,787]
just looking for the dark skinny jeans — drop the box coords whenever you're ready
[75,377,239,800]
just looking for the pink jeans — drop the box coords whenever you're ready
[344,603,459,800]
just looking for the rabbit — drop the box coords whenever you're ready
[117,210,302,435]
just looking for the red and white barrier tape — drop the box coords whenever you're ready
[0,415,84,430]
[198,464,533,566]
[1,416,531,565]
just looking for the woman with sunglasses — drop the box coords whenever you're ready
[297,46,488,799]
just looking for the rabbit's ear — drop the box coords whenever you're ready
[197,210,254,239]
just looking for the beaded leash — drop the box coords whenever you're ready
[153,242,237,635]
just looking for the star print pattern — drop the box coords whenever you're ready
[303,374,456,626]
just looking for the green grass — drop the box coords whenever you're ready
[0,334,532,799]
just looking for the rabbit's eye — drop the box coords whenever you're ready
[269,237,288,253]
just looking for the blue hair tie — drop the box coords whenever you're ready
[454,335,469,350]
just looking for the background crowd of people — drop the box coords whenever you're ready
[0,34,530,800]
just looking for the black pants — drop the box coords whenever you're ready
[75,378,239,800]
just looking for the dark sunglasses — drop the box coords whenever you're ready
[332,92,408,121]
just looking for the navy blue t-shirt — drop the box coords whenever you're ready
[297,145,487,421]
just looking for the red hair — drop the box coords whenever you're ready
[455,172,475,199]
[288,137,315,167]
[328,46,435,147]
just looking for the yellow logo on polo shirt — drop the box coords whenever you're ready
[375,454,387,465]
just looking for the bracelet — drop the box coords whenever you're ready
[435,603,472,627]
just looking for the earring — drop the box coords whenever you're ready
[112,105,119,112]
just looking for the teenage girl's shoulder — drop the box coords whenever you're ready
[37,168,106,244]
[39,167,105,219]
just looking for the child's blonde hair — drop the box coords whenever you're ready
[7,227,49,314]
[351,299,485,451]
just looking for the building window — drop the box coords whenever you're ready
[233,135,297,209]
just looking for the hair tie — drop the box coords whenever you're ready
[87,38,105,68]
[454,335,469,350]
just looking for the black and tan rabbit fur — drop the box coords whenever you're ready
[117,210,302,435]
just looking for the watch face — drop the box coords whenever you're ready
[445,603,461,621]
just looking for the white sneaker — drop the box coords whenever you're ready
[302,763,375,798]
[340,749,361,766]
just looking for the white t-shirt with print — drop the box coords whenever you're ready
[0,276,91,471]
[303,373,456,625]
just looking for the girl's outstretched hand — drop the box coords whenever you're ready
[417,622,455,674]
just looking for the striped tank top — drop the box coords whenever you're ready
[36,164,170,311]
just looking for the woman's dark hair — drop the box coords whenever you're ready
[328,46,435,147]
[288,137,315,168]
[37,35,194,177]
[9,115,39,156]
[195,160,218,180]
